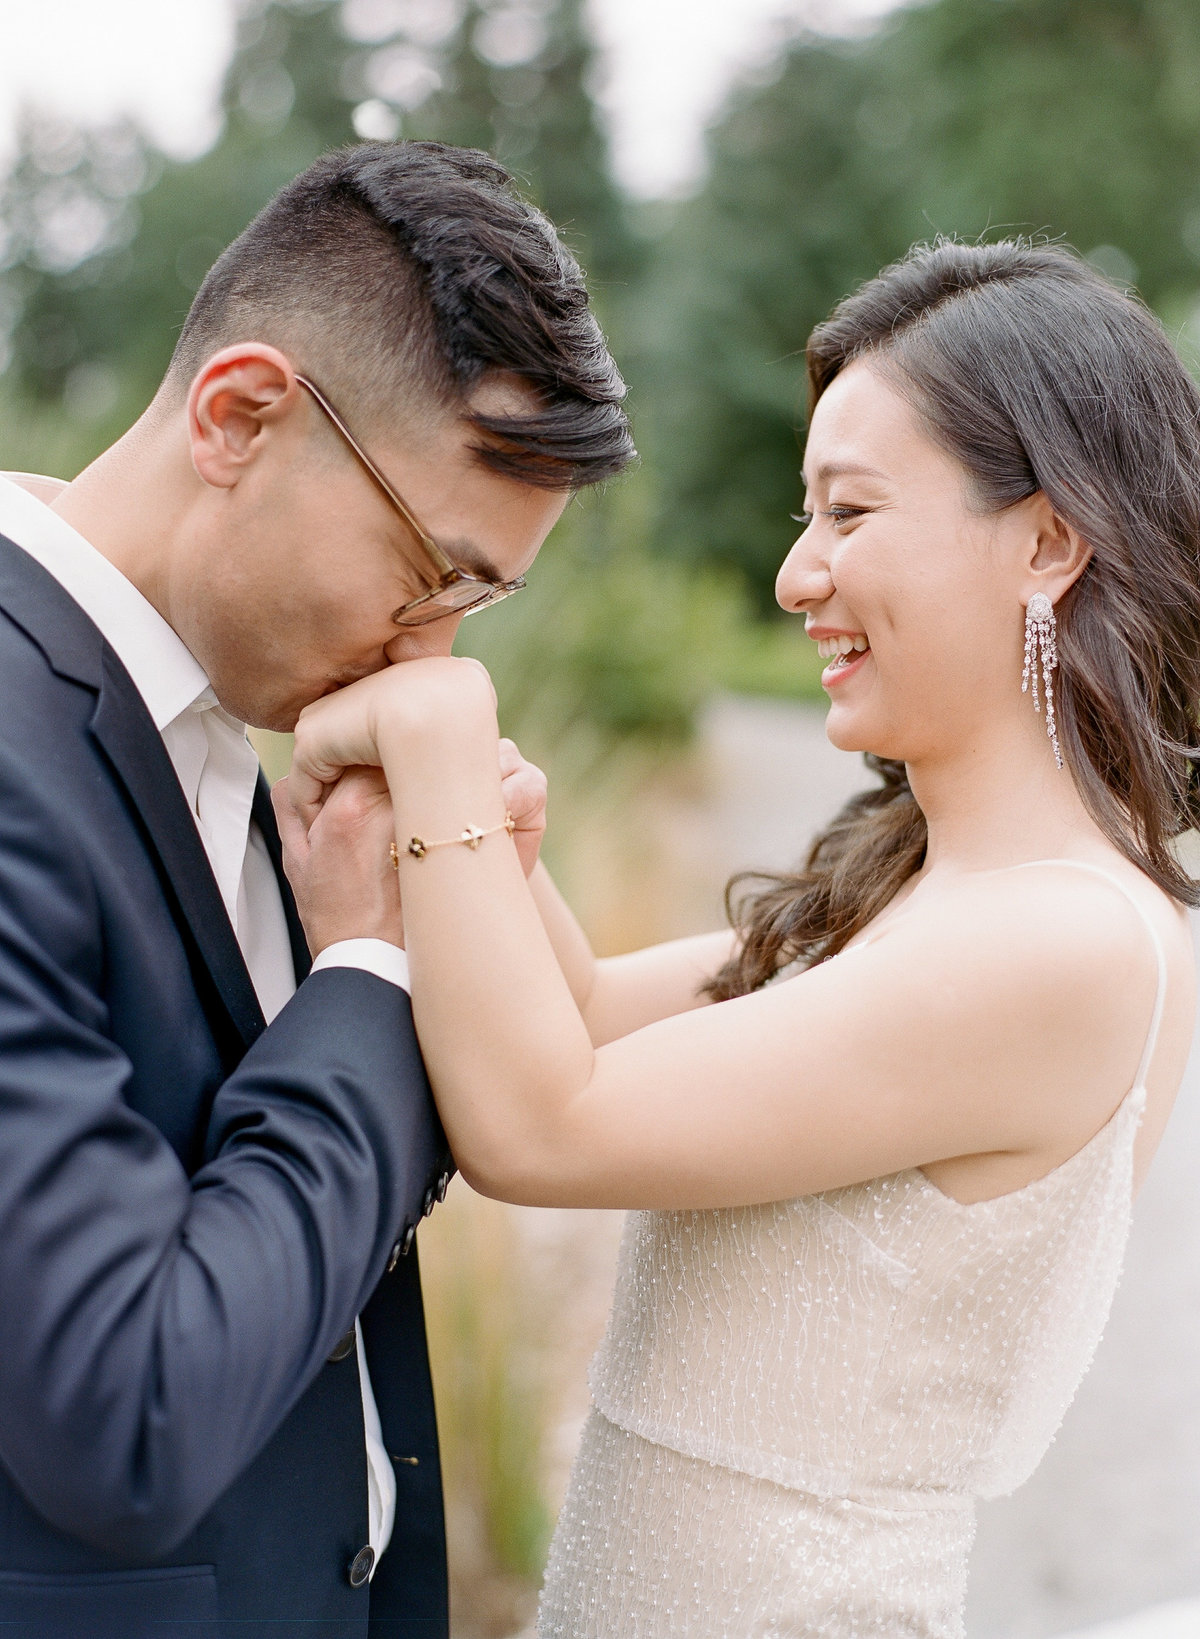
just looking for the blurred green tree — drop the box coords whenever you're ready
[0,0,634,476]
[637,0,1200,606]
[1,2,360,459]
[410,0,638,291]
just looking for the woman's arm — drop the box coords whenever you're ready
[496,737,735,1041]
[529,860,734,1045]
[288,659,1164,1212]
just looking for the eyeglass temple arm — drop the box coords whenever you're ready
[294,374,458,575]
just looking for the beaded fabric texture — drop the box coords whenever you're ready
[538,863,1164,1638]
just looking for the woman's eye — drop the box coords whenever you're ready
[824,506,867,527]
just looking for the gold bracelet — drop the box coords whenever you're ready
[390,811,516,867]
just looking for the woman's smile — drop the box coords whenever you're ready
[808,626,872,688]
[821,644,872,687]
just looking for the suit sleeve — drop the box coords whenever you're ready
[0,761,449,1559]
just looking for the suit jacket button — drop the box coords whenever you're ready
[436,1171,451,1202]
[387,1224,416,1273]
[422,1185,435,1218]
[348,1545,375,1588]
[327,1329,356,1364]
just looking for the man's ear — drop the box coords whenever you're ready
[187,345,302,492]
[1020,491,1092,606]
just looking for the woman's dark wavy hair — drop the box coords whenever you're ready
[710,237,1200,1001]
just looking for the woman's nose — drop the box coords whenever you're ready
[775,531,835,615]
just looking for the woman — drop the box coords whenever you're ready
[281,240,1200,1637]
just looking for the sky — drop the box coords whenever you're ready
[0,0,901,199]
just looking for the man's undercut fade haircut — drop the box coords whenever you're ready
[168,141,635,489]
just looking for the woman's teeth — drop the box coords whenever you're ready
[816,635,869,663]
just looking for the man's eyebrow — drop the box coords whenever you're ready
[439,538,506,583]
[803,460,891,486]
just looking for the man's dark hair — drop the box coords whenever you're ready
[168,141,634,489]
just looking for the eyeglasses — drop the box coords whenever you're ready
[295,374,527,626]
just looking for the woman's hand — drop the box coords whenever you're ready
[289,656,498,828]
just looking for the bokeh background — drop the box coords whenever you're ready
[4,2,1200,1634]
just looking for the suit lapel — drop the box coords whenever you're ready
[90,647,267,1054]
[0,532,266,1057]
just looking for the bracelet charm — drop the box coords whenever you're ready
[390,811,516,868]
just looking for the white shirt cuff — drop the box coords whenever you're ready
[310,939,410,993]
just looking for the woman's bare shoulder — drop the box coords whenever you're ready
[881,857,1190,970]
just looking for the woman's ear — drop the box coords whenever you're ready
[1021,491,1092,605]
[187,344,301,492]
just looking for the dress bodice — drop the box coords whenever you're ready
[589,1083,1143,1503]
[588,861,1166,1505]
[542,863,1173,1636]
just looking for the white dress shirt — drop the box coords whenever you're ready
[0,473,407,1572]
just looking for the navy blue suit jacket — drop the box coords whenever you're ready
[0,533,452,1638]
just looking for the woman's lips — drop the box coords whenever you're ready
[821,646,871,688]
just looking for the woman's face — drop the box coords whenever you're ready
[776,358,1031,765]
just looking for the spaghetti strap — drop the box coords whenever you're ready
[1002,859,1168,1090]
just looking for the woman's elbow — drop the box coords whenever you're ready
[453,1133,579,1206]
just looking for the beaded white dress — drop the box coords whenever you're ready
[538,863,1168,1638]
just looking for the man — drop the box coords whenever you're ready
[0,140,633,1637]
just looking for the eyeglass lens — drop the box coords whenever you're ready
[394,579,513,626]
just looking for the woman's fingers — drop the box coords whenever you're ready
[290,685,382,826]
[285,761,337,833]
[287,657,503,829]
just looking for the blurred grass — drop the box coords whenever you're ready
[419,1188,553,1639]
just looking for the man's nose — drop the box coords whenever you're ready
[382,611,465,666]
[775,530,835,615]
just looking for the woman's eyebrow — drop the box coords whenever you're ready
[806,460,891,484]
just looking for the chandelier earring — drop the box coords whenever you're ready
[1021,593,1063,770]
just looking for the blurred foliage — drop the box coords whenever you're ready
[635,0,1200,605]
[458,487,823,760]
[0,0,634,449]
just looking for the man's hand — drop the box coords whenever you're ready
[272,767,403,957]
[499,738,547,879]
[274,734,548,958]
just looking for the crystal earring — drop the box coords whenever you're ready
[1022,593,1062,769]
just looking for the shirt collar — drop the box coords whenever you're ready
[0,474,213,731]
